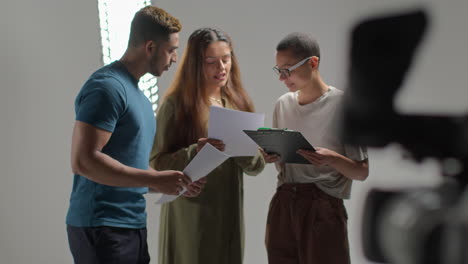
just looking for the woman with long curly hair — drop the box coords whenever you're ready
[150,28,265,264]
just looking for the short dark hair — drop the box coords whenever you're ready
[276,32,320,60]
[128,6,182,47]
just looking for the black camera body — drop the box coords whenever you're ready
[342,9,468,264]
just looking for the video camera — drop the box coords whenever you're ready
[342,9,468,264]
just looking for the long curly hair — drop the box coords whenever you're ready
[160,27,254,152]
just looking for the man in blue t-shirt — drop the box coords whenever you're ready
[66,6,206,264]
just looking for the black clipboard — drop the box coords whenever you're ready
[243,129,315,164]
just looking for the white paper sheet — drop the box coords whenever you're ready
[208,106,265,156]
[155,143,230,204]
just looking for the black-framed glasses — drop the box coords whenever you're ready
[272,56,314,77]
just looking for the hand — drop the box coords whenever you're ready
[149,170,192,195]
[260,148,281,163]
[183,177,208,197]
[197,138,225,152]
[297,147,339,167]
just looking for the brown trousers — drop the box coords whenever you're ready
[265,183,350,264]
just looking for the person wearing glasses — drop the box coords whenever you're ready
[150,27,265,264]
[261,32,369,264]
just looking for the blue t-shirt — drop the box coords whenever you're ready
[66,61,156,228]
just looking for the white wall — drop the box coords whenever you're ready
[1,0,467,263]
[1,0,102,263]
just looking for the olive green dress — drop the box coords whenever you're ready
[150,96,265,264]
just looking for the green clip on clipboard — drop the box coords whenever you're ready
[243,128,316,164]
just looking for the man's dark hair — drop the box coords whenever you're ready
[276,32,321,60]
[128,6,182,47]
